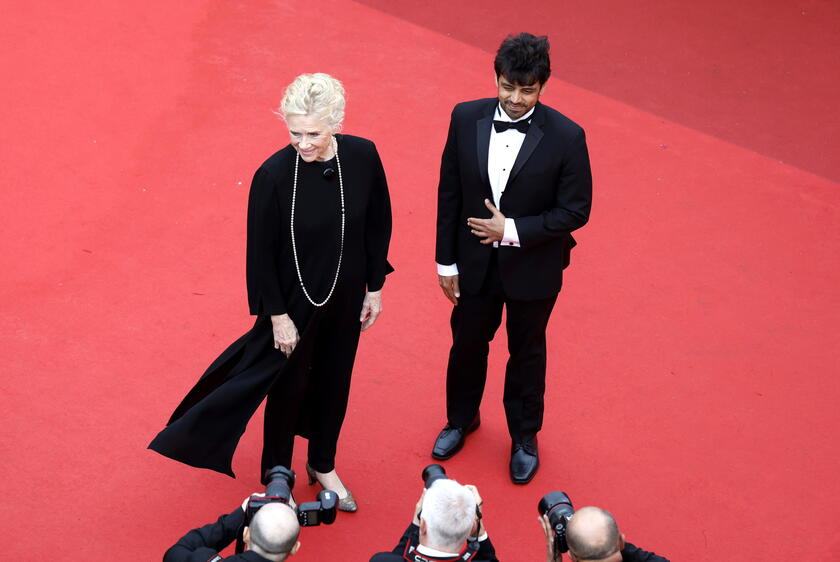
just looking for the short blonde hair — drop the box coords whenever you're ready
[279,73,345,131]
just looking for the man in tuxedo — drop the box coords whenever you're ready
[370,480,497,562]
[433,33,592,484]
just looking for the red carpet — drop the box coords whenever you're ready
[1,1,838,560]
[361,0,840,183]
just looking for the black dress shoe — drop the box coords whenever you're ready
[510,437,539,484]
[431,415,480,460]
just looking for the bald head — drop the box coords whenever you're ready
[566,507,621,561]
[247,502,300,561]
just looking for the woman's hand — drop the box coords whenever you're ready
[271,314,299,356]
[360,290,382,331]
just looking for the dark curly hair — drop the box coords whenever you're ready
[493,33,551,86]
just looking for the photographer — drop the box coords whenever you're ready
[539,506,668,562]
[164,495,301,562]
[371,479,498,562]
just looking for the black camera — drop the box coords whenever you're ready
[538,491,575,555]
[421,464,449,489]
[246,466,338,527]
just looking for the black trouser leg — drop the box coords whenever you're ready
[502,294,557,442]
[261,362,308,482]
[303,287,364,474]
[305,315,362,474]
[262,390,296,481]
[445,292,504,428]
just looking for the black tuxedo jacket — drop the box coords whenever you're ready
[436,98,592,300]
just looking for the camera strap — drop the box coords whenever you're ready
[401,539,480,561]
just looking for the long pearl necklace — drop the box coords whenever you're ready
[290,137,345,307]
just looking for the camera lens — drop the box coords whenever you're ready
[421,464,448,489]
[265,465,296,500]
[538,491,574,528]
[538,491,574,554]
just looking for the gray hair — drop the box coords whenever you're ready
[279,73,345,131]
[421,479,477,551]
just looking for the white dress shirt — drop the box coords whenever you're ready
[414,532,490,558]
[415,544,461,558]
[437,104,533,276]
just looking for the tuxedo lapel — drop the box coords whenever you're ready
[507,103,546,187]
[475,102,494,189]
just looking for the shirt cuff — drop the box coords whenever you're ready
[437,262,459,276]
[501,218,520,247]
[469,532,489,542]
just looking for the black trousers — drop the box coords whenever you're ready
[446,251,557,443]
[261,286,363,480]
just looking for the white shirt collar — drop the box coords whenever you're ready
[416,543,461,558]
[495,103,535,123]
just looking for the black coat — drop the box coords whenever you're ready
[622,542,671,562]
[370,523,498,562]
[149,135,392,477]
[247,134,392,317]
[163,506,269,562]
[436,99,592,300]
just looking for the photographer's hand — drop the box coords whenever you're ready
[538,514,559,562]
[242,493,265,512]
[465,484,486,538]
[412,489,426,526]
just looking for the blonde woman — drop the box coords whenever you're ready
[150,73,393,512]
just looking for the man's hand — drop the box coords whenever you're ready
[242,493,265,512]
[465,484,485,537]
[539,514,558,562]
[360,290,383,331]
[467,199,505,245]
[438,274,460,305]
[271,314,299,357]
[412,489,427,526]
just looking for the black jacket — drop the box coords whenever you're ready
[621,542,670,562]
[370,523,498,562]
[163,506,270,562]
[436,99,592,300]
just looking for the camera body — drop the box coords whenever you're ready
[538,491,575,554]
[246,465,338,528]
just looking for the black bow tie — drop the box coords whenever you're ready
[493,119,530,134]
